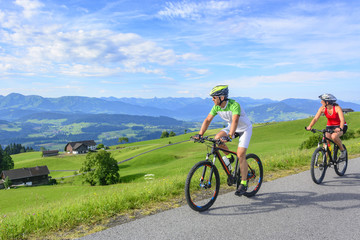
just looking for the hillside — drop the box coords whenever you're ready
[3,112,360,239]
[0,112,211,150]
[11,112,360,180]
[0,93,359,150]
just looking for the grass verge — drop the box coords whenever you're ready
[2,142,360,240]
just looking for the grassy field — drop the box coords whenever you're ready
[1,113,360,239]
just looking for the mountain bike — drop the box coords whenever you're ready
[185,136,263,212]
[306,128,348,184]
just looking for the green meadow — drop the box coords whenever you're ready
[1,113,360,239]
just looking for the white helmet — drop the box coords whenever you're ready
[319,93,337,103]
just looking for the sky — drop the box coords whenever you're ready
[0,0,360,102]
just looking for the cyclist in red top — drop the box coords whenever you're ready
[306,93,347,159]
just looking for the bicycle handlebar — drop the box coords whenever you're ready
[304,127,334,134]
[190,136,222,145]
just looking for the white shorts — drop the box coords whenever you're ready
[221,126,252,148]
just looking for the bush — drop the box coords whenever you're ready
[301,128,356,150]
[299,134,321,150]
[80,150,120,186]
[341,129,355,140]
[49,178,57,185]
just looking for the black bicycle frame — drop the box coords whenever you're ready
[314,129,339,163]
[205,140,232,171]
[207,140,248,185]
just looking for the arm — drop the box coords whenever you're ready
[336,106,345,131]
[199,114,215,136]
[306,107,324,130]
[229,114,240,137]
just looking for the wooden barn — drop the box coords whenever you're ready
[1,166,50,187]
[42,150,59,157]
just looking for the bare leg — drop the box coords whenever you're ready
[331,132,345,151]
[237,147,248,181]
[215,131,231,155]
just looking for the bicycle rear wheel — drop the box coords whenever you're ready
[334,144,348,176]
[185,161,220,212]
[236,154,263,197]
[311,147,327,184]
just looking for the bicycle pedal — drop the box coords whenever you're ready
[227,176,235,186]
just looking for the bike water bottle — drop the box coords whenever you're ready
[222,156,232,171]
[328,143,333,155]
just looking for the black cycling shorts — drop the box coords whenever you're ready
[326,125,348,134]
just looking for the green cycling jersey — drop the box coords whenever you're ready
[210,99,252,132]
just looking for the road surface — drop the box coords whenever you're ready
[80,157,360,240]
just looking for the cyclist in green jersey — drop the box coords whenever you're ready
[194,85,253,196]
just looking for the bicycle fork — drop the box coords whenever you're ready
[199,154,215,189]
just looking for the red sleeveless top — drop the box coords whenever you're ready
[324,106,346,126]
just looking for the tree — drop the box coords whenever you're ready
[0,149,14,173]
[118,137,129,144]
[3,143,33,155]
[80,150,120,186]
[3,176,12,189]
[97,143,105,149]
[160,131,169,138]
[169,131,176,137]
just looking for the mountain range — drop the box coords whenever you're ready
[0,93,359,150]
[1,93,359,122]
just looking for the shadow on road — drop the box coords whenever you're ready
[321,173,360,187]
[203,173,360,216]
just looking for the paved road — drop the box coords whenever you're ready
[81,158,360,240]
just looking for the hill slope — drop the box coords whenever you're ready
[4,113,360,239]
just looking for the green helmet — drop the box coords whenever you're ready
[209,85,229,97]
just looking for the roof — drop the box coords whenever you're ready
[42,150,59,154]
[66,140,96,150]
[1,166,50,181]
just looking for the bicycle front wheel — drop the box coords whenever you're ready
[311,147,327,184]
[334,144,348,176]
[185,161,220,212]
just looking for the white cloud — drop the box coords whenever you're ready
[157,0,243,19]
[15,0,44,18]
[229,71,360,87]
[187,68,208,75]
[1,25,179,77]
[1,0,360,100]
[179,52,205,61]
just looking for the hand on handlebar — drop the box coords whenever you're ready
[220,136,232,142]
[191,134,204,142]
[192,134,203,140]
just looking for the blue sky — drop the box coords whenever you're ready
[0,0,359,102]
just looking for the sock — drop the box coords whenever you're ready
[241,180,247,186]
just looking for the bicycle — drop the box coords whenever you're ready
[306,128,348,184]
[185,136,263,212]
